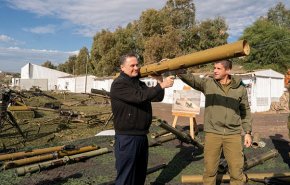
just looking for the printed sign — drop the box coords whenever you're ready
[172,90,201,114]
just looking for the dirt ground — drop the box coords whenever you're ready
[152,102,290,141]
[0,92,289,185]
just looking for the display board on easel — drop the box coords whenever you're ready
[172,88,201,139]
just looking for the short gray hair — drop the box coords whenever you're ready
[119,52,138,66]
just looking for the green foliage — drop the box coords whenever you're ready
[55,1,289,76]
[58,55,77,74]
[53,0,229,76]
[143,27,182,64]
[0,73,12,85]
[91,27,139,76]
[0,169,21,185]
[198,17,228,50]
[41,61,57,69]
[88,0,228,76]
[57,46,92,75]
[138,9,168,38]
[179,26,200,53]
[12,72,20,78]
[164,0,196,29]
[75,47,90,75]
[240,2,290,74]
[267,2,290,28]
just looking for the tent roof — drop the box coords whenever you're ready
[238,69,284,79]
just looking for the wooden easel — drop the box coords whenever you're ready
[172,111,197,139]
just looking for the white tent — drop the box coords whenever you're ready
[239,69,285,112]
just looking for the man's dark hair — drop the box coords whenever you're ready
[119,52,138,66]
[215,60,232,70]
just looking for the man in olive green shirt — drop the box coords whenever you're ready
[178,60,252,185]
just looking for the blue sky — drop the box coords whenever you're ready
[0,0,289,73]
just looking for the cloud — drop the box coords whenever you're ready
[2,0,289,73]
[5,0,289,39]
[0,34,15,42]
[6,0,166,37]
[0,34,24,46]
[5,0,57,16]
[23,24,56,34]
[194,0,289,40]
[0,47,78,72]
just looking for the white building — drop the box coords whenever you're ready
[11,78,48,90]
[12,63,71,90]
[57,75,96,93]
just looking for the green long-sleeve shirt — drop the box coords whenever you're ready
[178,73,252,135]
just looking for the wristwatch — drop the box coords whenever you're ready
[245,131,252,135]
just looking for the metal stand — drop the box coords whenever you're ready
[0,110,26,139]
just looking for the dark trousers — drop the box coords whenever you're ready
[114,134,148,185]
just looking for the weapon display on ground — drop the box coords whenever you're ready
[217,158,228,173]
[2,145,100,169]
[90,88,110,98]
[59,109,84,120]
[146,163,167,174]
[218,149,279,173]
[150,129,170,139]
[7,101,31,111]
[155,120,204,149]
[252,133,266,148]
[243,149,278,170]
[29,106,59,112]
[0,88,26,139]
[84,111,113,127]
[181,172,290,184]
[27,88,57,100]
[149,134,177,147]
[0,145,66,161]
[15,147,110,176]
[139,40,250,77]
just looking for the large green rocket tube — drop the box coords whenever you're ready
[150,129,170,139]
[139,40,250,77]
[15,148,109,176]
[156,120,204,149]
[218,149,278,173]
[149,134,177,147]
[244,149,278,170]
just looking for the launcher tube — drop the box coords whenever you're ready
[140,40,250,77]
